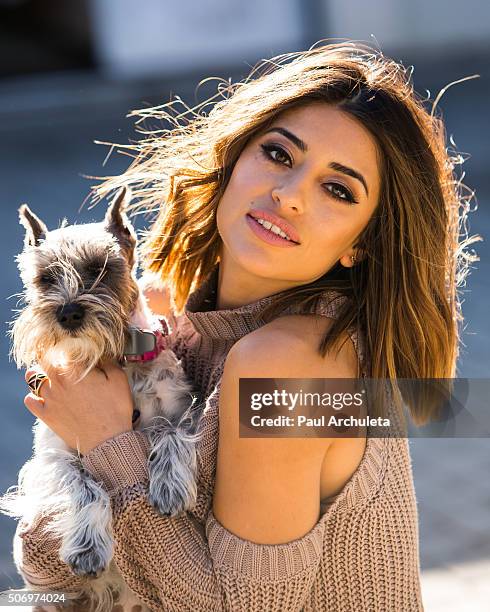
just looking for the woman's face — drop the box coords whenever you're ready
[216,102,381,300]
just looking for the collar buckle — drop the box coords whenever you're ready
[123,318,169,363]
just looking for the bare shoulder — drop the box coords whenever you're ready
[227,313,359,379]
[214,314,360,543]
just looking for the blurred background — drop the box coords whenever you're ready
[0,1,488,610]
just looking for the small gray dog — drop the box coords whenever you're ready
[0,188,200,611]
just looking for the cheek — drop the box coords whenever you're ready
[217,157,260,224]
[309,213,356,255]
[226,151,267,196]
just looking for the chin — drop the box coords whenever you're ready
[218,215,295,279]
[226,254,297,290]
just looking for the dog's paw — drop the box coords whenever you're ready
[147,435,198,517]
[147,470,197,517]
[147,485,190,517]
[65,548,108,579]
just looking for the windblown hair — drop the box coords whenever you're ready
[91,41,481,424]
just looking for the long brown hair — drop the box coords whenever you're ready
[92,41,481,424]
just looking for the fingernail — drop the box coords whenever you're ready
[132,409,141,423]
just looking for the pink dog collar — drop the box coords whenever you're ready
[124,318,170,363]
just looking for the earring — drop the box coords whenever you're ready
[350,254,357,265]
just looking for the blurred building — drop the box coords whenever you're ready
[0,0,488,80]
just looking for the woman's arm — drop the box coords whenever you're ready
[80,326,334,611]
[15,318,350,611]
[12,279,172,597]
[13,513,87,596]
[85,432,327,612]
[13,362,136,598]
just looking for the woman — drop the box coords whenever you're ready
[15,42,478,611]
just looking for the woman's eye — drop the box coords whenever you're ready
[260,143,359,206]
[260,144,292,167]
[325,183,358,205]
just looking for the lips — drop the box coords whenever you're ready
[247,209,301,244]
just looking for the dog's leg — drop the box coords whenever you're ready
[58,466,114,579]
[22,421,114,579]
[132,356,202,518]
[11,452,116,609]
[146,413,199,517]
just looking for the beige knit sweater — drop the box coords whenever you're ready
[13,263,424,611]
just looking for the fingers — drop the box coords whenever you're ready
[24,363,45,383]
[97,360,127,384]
[95,364,110,381]
[24,363,49,417]
[24,392,45,417]
[100,359,122,372]
[25,363,63,386]
[24,363,52,406]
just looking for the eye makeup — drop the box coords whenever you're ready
[259,142,359,205]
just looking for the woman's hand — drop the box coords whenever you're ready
[23,361,134,456]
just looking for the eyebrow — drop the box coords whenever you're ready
[263,127,370,197]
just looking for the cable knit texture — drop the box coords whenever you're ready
[13,262,424,611]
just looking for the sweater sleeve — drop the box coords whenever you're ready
[13,512,88,598]
[78,429,326,611]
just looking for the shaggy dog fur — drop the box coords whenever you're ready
[0,189,200,611]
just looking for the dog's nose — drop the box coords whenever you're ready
[56,303,85,330]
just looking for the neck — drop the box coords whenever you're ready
[215,256,301,310]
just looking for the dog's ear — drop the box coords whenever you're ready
[104,187,138,269]
[18,204,48,247]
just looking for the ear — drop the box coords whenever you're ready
[18,204,48,248]
[104,187,138,270]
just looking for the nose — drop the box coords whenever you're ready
[271,175,305,213]
[56,303,85,330]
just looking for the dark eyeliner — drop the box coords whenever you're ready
[324,183,359,205]
[260,142,359,205]
[260,143,291,166]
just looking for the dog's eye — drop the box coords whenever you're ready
[39,273,54,284]
[87,264,106,276]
